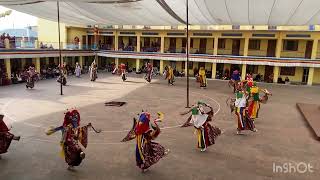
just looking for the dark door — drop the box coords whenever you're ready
[302,67,309,83]
[144,37,150,47]
[198,62,205,68]
[264,65,274,82]
[199,38,207,54]
[169,38,176,52]
[88,35,93,49]
[82,35,87,48]
[232,39,240,56]
[267,40,276,57]
[305,41,313,59]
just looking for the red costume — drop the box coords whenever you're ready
[0,115,20,155]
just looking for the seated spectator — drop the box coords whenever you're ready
[285,77,290,84]
[277,77,285,84]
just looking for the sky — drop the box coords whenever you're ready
[0,6,37,30]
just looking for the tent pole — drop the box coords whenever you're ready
[186,0,190,108]
[57,1,63,95]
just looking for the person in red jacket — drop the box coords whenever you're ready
[0,114,20,158]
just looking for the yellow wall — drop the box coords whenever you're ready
[280,40,306,58]
[257,65,265,76]
[248,39,268,57]
[38,18,67,49]
[66,27,87,44]
[279,66,303,82]
[218,39,233,55]
[313,68,320,84]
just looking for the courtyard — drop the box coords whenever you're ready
[0,73,319,180]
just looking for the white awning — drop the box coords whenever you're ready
[0,0,320,26]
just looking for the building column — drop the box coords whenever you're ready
[307,67,314,86]
[35,58,41,72]
[243,37,249,56]
[273,66,280,83]
[311,39,319,59]
[241,64,247,80]
[160,60,164,74]
[211,63,216,79]
[213,37,218,55]
[115,32,119,51]
[115,58,119,67]
[79,56,84,67]
[184,61,188,75]
[136,59,140,72]
[5,59,11,79]
[137,33,141,52]
[160,35,165,53]
[276,37,283,58]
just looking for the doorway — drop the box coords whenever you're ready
[264,65,274,82]
[169,38,176,52]
[302,67,309,83]
[305,41,313,59]
[232,39,240,56]
[267,40,276,57]
[199,39,207,54]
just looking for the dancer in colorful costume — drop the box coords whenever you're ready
[247,82,272,120]
[166,65,174,85]
[181,102,221,152]
[234,82,257,134]
[75,62,81,78]
[46,109,100,170]
[121,111,169,172]
[198,67,207,88]
[120,63,127,81]
[0,114,20,158]
[26,66,38,89]
[57,62,67,86]
[89,60,98,81]
[144,62,153,83]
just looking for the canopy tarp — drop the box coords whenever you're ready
[0,0,319,26]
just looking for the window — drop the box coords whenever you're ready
[218,39,226,49]
[283,40,298,51]
[182,38,187,48]
[188,62,193,69]
[280,67,295,76]
[249,40,261,50]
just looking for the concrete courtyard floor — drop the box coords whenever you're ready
[0,73,320,180]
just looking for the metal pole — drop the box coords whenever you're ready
[186,0,190,108]
[57,1,63,95]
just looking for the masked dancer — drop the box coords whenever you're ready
[166,65,174,85]
[89,60,98,81]
[181,102,221,152]
[144,62,153,83]
[198,67,207,88]
[57,62,67,86]
[122,111,169,172]
[25,66,38,89]
[120,63,127,81]
[75,62,81,78]
[0,115,20,158]
[46,109,101,170]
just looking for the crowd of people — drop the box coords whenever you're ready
[141,41,160,52]
[0,33,16,49]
